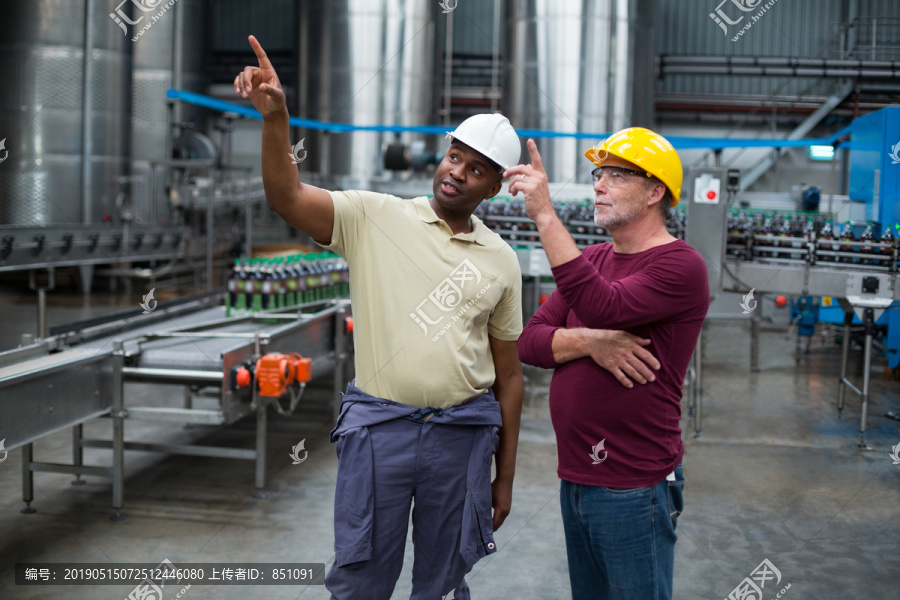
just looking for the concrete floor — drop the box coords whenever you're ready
[0,283,898,599]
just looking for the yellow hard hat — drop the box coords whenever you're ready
[584,127,683,206]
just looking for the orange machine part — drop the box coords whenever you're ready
[255,352,312,397]
[235,367,251,388]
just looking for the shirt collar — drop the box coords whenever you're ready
[413,197,490,246]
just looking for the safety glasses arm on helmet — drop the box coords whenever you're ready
[584,127,683,206]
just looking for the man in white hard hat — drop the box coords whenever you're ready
[511,132,709,600]
[235,36,524,599]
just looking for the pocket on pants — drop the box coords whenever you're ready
[666,464,685,530]
[460,489,496,567]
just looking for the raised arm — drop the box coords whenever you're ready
[235,35,334,244]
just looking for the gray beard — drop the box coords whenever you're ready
[594,200,642,231]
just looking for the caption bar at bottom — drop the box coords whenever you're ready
[16,563,325,585]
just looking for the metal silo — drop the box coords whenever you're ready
[0,0,132,225]
[298,0,436,184]
[504,0,637,183]
[131,0,209,223]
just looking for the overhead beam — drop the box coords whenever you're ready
[740,81,854,192]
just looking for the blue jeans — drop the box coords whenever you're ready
[559,465,684,600]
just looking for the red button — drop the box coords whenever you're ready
[706,190,717,200]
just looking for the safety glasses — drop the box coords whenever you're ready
[591,166,648,186]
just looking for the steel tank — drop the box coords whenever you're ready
[131,0,209,222]
[0,0,132,225]
[504,0,638,183]
[298,0,437,185]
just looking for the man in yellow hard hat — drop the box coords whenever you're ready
[510,129,709,600]
[235,35,525,599]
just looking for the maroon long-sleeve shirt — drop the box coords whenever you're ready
[518,239,709,488]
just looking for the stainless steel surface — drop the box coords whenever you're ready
[131,0,208,221]
[860,328,872,445]
[115,407,225,424]
[684,168,730,297]
[21,444,34,513]
[722,262,900,300]
[299,0,436,183]
[656,0,847,99]
[0,0,131,225]
[82,439,255,459]
[122,367,225,384]
[505,0,632,182]
[3,293,352,516]
[28,268,56,340]
[442,7,453,126]
[111,342,124,517]
[255,403,266,495]
[0,224,186,272]
[837,315,852,414]
[751,301,761,372]
[81,0,95,225]
[0,342,48,369]
[659,56,900,79]
[28,462,112,477]
[0,348,113,450]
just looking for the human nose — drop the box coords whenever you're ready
[593,172,609,193]
[449,161,465,180]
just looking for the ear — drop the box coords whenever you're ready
[483,177,503,200]
[645,181,666,208]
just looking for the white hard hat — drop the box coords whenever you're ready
[446,113,521,171]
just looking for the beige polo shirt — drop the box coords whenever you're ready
[318,190,522,408]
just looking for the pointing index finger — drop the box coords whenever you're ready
[526,139,545,174]
[248,35,272,70]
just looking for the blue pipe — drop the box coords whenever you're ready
[166,89,852,150]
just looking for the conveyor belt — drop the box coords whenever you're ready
[1,293,353,518]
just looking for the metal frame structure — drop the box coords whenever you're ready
[1,295,352,520]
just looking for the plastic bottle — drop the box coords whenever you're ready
[244,258,262,311]
[879,225,895,268]
[860,222,876,266]
[306,256,321,302]
[276,257,288,308]
[819,219,835,262]
[777,216,792,259]
[757,214,773,259]
[226,259,240,315]
[340,256,350,296]
[297,255,310,303]
[259,259,273,310]
[839,221,856,264]
[727,211,739,256]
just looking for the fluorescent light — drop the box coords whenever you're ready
[809,145,834,161]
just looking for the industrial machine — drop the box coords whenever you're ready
[0,292,353,520]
